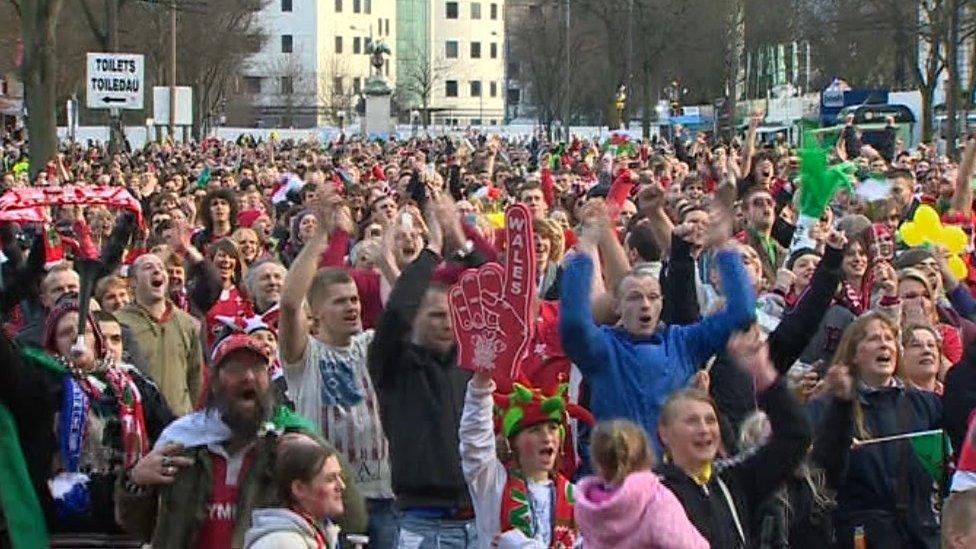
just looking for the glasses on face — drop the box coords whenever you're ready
[221,360,268,377]
[750,197,774,208]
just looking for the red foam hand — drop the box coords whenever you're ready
[449,204,537,387]
[605,169,635,220]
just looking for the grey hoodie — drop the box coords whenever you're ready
[244,508,333,549]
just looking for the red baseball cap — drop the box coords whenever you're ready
[210,333,270,369]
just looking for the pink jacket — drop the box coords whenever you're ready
[574,471,709,549]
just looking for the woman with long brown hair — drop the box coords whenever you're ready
[810,311,942,549]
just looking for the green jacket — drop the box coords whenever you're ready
[115,301,203,415]
[115,435,367,548]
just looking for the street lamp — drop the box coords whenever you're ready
[337,110,346,134]
[410,109,419,136]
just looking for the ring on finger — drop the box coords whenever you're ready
[165,466,177,476]
[162,456,172,468]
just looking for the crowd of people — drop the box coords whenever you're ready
[3,112,976,549]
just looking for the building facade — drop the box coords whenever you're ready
[241,0,397,128]
[397,0,505,127]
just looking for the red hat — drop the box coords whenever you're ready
[237,209,265,229]
[210,333,270,369]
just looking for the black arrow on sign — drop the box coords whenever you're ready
[101,97,128,104]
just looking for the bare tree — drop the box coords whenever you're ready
[14,0,65,177]
[396,46,453,129]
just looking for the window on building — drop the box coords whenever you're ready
[365,0,371,14]
[490,81,497,97]
[490,42,498,58]
[471,118,482,126]
[490,3,498,19]
[385,60,390,76]
[281,34,293,53]
[385,19,390,36]
[353,77,362,94]
[243,76,262,94]
[470,80,482,97]
[280,76,294,94]
[378,18,383,35]
[446,80,458,97]
[333,77,344,95]
[446,1,458,19]
[365,37,373,53]
[281,0,292,11]
[335,0,342,11]
[335,36,343,53]
[445,40,459,59]
[470,42,481,58]
[353,0,361,12]
[471,2,481,19]
[353,37,361,54]
[490,119,497,125]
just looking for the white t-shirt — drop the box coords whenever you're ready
[283,331,393,499]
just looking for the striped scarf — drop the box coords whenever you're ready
[500,472,577,548]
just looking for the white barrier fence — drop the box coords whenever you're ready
[57,124,657,149]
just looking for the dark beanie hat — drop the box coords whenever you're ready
[894,247,934,270]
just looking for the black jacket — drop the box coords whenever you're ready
[0,332,174,534]
[657,379,812,549]
[368,249,472,510]
[810,386,942,549]
[712,245,843,435]
[944,348,976,457]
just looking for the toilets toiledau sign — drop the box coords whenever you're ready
[86,53,145,110]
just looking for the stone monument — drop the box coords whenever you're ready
[363,40,393,137]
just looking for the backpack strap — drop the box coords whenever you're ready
[716,475,746,545]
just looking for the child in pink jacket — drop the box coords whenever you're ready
[574,420,709,549]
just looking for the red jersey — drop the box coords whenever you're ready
[194,448,255,549]
[206,287,254,351]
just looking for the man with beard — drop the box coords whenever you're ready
[115,253,203,415]
[117,333,367,547]
[280,193,395,548]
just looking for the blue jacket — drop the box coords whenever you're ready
[559,250,756,447]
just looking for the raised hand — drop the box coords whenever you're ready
[449,204,537,390]
[726,326,777,392]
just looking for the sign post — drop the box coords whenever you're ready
[86,53,145,110]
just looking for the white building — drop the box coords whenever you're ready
[241,0,397,128]
[397,0,505,127]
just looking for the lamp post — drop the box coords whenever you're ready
[337,110,346,134]
[410,109,419,136]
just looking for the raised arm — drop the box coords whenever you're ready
[767,232,845,373]
[559,253,611,375]
[678,209,756,367]
[459,372,505,487]
[952,136,976,217]
[279,194,334,364]
[724,329,812,510]
[739,112,761,178]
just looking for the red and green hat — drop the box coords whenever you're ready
[493,382,594,440]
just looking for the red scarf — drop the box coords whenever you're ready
[292,508,328,549]
[100,366,149,469]
[500,472,577,548]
